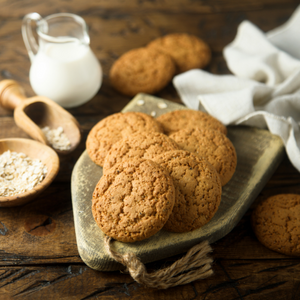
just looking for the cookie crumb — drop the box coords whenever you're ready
[158,102,167,109]
[137,99,145,106]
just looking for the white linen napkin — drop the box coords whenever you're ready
[173,5,300,171]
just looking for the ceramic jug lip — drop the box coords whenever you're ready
[37,12,90,45]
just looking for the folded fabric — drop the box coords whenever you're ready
[173,5,300,171]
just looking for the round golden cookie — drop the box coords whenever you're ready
[153,150,222,233]
[92,159,175,243]
[147,33,211,73]
[109,47,176,96]
[156,109,227,136]
[252,194,300,257]
[103,131,180,173]
[170,128,237,186]
[86,111,163,167]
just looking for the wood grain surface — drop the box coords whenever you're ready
[1,0,300,299]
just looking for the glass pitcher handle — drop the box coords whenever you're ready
[21,13,43,62]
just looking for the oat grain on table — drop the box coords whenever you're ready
[92,159,175,243]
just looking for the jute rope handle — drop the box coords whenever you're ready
[104,236,214,289]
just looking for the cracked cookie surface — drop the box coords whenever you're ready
[153,150,222,232]
[109,47,176,96]
[103,131,180,173]
[170,128,236,186]
[86,111,163,167]
[156,109,227,136]
[147,33,211,73]
[252,194,300,257]
[92,159,175,242]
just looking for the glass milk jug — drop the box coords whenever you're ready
[22,13,102,108]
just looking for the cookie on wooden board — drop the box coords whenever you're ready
[153,150,222,233]
[169,128,237,186]
[156,109,227,136]
[92,159,175,243]
[86,111,163,167]
[102,131,180,173]
[147,33,211,73]
[109,47,176,96]
[252,194,300,257]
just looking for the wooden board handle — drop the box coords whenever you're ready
[0,80,27,110]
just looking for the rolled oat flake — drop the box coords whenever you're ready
[0,150,48,197]
[41,126,71,151]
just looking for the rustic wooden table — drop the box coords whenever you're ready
[1,0,300,299]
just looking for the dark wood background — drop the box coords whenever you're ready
[1,0,300,299]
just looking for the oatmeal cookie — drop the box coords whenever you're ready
[86,111,163,167]
[252,194,300,257]
[170,128,237,186]
[156,109,227,136]
[109,47,176,96]
[147,33,211,73]
[92,159,175,242]
[103,131,180,173]
[153,150,222,232]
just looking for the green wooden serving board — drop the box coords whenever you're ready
[71,93,285,271]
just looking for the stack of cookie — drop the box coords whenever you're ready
[109,33,211,97]
[87,109,237,243]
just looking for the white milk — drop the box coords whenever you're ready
[29,42,102,108]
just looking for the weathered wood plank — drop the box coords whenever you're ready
[0,258,299,300]
[0,184,81,265]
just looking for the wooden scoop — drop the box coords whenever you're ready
[0,138,59,207]
[0,80,81,154]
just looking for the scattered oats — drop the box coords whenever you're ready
[0,150,48,197]
[137,99,145,106]
[42,126,71,151]
[150,111,156,117]
[157,102,167,109]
